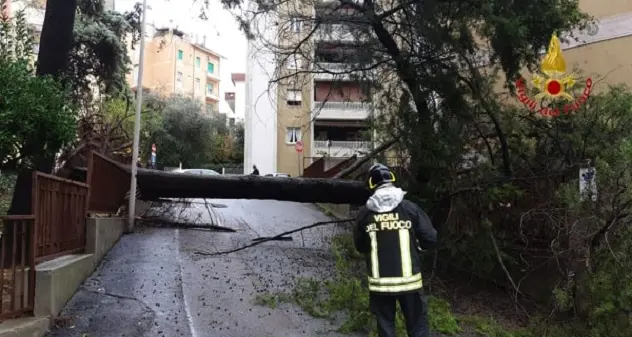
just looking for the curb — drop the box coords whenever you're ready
[314,203,350,220]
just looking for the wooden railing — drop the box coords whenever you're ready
[86,151,130,214]
[0,216,35,320]
[32,172,89,262]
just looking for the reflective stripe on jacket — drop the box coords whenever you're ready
[355,200,437,295]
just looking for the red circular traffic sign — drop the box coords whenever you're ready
[295,140,303,153]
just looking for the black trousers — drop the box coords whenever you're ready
[369,291,430,337]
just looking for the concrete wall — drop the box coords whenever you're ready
[34,217,125,318]
[85,217,126,267]
[244,10,278,175]
[234,78,246,120]
[34,254,95,318]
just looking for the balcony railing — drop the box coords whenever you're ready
[312,101,370,120]
[316,24,358,42]
[207,72,220,81]
[206,91,219,100]
[313,62,366,80]
[315,101,366,110]
[314,140,372,157]
[315,62,351,72]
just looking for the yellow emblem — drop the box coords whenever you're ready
[515,33,593,117]
[531,34,576,101]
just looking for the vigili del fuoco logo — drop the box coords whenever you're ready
[515,34,593,117]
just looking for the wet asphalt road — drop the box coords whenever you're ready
[46,199,357,337]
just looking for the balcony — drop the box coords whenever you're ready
[206,91,219,100]
[313,62,364,80]
[207,71,220,81]
[312,101,370,120]
[316,24,358,42]
[314,140,372,157]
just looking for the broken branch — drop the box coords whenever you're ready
[194,218,354,256]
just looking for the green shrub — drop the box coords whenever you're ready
[0,173,16,216]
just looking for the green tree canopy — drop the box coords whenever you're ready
[0,5,76,170]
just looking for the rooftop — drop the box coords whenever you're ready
[153,26,225,59]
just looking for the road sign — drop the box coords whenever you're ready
[295,140,303,153]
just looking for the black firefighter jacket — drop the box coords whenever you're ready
[354,185,437,294]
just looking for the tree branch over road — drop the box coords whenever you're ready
[195,218,354,256]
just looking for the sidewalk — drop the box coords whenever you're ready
[45,227,192,337]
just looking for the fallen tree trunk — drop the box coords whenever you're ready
[134,168,371,204]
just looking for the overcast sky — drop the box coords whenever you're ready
[115,0,248,92]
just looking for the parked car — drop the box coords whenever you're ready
[264,173,291,177]
[172,169,220,175]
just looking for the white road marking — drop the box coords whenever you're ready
[175,229,199,337]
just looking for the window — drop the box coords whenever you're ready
[286,54,302,69]
[206,83,214,95]
[195,78,201,91]
[177,50,183,60]
[176,71,183,86]
[207,62,214,73]
[196,57,201,68]
[286,127,301,144]
[290,17,301,33]
[286,89,302,106]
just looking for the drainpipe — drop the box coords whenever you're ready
[173,31,177,92]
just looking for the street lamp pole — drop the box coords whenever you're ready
[127,0,148,233]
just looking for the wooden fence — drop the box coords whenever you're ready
[0,152,133,319]
[31,172,89,262]
[0,216,35,321]
[86,151,130,214]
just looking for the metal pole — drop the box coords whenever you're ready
[127,0,148,233]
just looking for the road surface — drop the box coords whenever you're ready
[46,199,356,337]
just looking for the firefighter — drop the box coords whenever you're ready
[354,163,437,337]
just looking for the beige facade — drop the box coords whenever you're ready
[274,3,374,176]
[128,28,222,114]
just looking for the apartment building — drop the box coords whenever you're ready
[128,27,223,114]
[245,2,373,176]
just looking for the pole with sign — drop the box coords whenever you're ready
[151,143,157,169]
[295,140,303,176]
